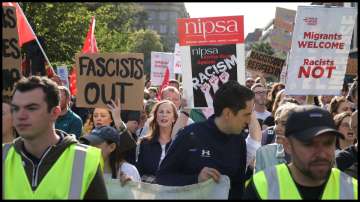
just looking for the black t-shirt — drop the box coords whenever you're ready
[243,165,327,200]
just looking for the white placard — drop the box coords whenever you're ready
[285,6,356,95]
[56,65,69,88]
[151,51,175,86]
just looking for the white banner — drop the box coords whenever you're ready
[106,175,230,199]
[56,65,69,89]
[285,6,356,95]
[150,51,175,86]
[173,43,182,74]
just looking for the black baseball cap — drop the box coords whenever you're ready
[285,105,344,141]
[80,126,120,146]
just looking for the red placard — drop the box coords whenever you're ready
[177,16,244,46]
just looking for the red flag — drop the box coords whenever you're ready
[82,16,98,53]
[69,16,98,96]
[2,2,37,47]
[157,67,170,100]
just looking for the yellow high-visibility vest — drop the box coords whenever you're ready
[3,143,102,199]
[253,163,358,199]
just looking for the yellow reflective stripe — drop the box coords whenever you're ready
[353,178,358,199]
[253,170,268,199]
[264,166,280,199]
[276,164,302,199]
[322,168,339,199]
[339,171,354,199]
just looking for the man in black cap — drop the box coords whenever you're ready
[243,105,358,200]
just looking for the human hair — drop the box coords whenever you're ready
[213,80,255,117]
[144,99,158,118]
[148,87,158,94]
[271,89,286,116]
[333,111,353,149]
[347,78,358,102]
[328,96,347,116]
[266,82,285,110]
[105,139,125,179]
[251,83,265,91]
[275,103,299,121]
[144,100,178,141]
[58,86,70,100]
[169,79,180,90]
[278,97,299,106]
[160,86,180,99]
[83,108,115,134]
[333,111,352,129]
[12,76,60,112]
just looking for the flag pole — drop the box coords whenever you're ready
[16,3,55,76]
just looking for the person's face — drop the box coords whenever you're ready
[246,79,255,88]
[59,89,69,111]
[274,112,287,144]
[93,108,113,128]
[228,99,254,134]
[350,112,358,138]
[93,141,116,160]
[149,90,157,99]
[337,101,352,114]
[11,88,60,139]
[253,86,267,106]
[338,116,355,142]
[292,95,306,105]
[126,120,139,134]
[2,102,13,138]
[285,133,336,181]
[156,103,176,128]
[162,91,181,109]
[321,95,334,104]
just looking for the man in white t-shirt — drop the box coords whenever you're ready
[251,83,271,126]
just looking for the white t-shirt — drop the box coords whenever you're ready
[255,110,271,121]
[119,162,141,182]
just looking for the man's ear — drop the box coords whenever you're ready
[222,108,233,120]
[51,106,61,120]
[283,137,292,155]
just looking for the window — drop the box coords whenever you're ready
[147,24,155,30]
[148,11,156,21]
[160,24,167,33]
[159,11,168,21]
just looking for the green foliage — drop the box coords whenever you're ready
[250,42,275,56]
[19,2,159,66]
[128,29,164,74]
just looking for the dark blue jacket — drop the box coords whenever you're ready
[156,115,247,199]
[135,135,172,178]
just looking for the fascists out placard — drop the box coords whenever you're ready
[3,6,22,99]
[150,52,174,86]
[246,51,285,81]
[75,53,144,110]
[285,6,357,95]
[177,16,245,108]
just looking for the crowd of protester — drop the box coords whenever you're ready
[3,73,358,199]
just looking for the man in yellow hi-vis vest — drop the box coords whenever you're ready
[3,76,108,199]
[243,105,357,199]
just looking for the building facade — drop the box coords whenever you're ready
[137,3,189,52]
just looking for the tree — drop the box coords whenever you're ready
[127,29,164,75]
[250,42,275,55]
[19,2,145,65]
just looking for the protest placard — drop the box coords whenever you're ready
[270,28,292,52]
[285,6,356,95]
[346,57,357,76]
[3,6,22,99]
[150,52,174,86]
[56,65,69,88]
[273,7,296,33]
[177,16,245,108]
[173,43,182,74]
[75,53,144,110]
[246,50,285,81]
[106,175,230,199]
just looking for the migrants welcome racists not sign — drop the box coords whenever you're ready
[177,16,245,108]
[3,6,22,100]
[75,53,144,110]
[285,6,356,95]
